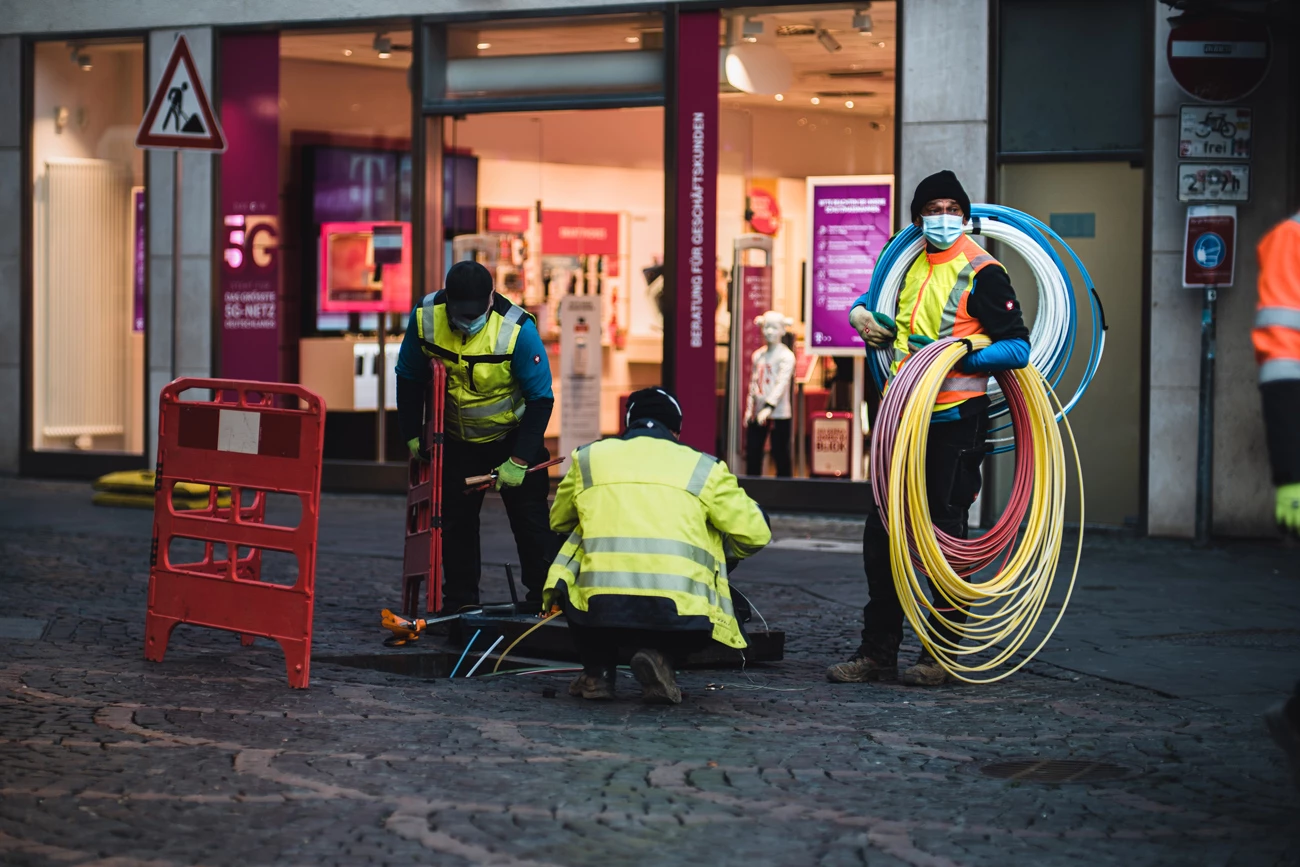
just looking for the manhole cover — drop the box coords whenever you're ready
[980,759,1134,784]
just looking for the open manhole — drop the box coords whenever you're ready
[980,759,1135,784]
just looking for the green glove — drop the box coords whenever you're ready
[1278,483,1300,538]
[907,334,934,351]
[874,311,897,332]
[407,437,427,462]
[495,457,528,491]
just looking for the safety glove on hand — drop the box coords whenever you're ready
[1277,483,1300,539]
[907,334,935,352]
[494,457,528,491]
[407,437,429,462]
[848,307,897,348]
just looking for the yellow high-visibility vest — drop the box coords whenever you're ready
[417,293,531,443]
[543,433,772,649]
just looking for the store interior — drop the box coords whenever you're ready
[30,39,146,455]
[279,4,896,476]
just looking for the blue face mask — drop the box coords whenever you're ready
[921,214,966,250]
[452,311,489,336]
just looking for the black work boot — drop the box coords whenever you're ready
[825,654,897,683]
[630,649,682,705]
[897,652,953,687]
[568,667,615,700]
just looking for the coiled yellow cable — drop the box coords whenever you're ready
[884,337,1084,683]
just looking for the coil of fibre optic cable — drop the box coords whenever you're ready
[871,336,1083,683]
[863,205,1106,451]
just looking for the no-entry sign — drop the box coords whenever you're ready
[1167,17,1271,103]
[1183,205,1237,288]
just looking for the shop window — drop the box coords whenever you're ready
[430,14,665,106]
[716,4,897,479]
[999,0,1144,156]
[30,39,146,454]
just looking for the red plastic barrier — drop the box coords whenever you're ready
[401,360,447,616]
[144,379,326,688]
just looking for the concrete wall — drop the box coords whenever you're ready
[0,37,18,472]
[898,0,989,210]
[1146,8,1292,538]
[146,28,215,457]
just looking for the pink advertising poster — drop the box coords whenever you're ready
[219,32,280,381]
[318,221,413,313]
[805,176,893,356]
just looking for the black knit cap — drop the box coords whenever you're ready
[625,387,683,434]
[909,170,971,223]
[445,260,495,319]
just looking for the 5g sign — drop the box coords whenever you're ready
[223,214,279,270]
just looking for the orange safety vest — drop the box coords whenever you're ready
[891,234,999,410]
[1254,213,1300,385]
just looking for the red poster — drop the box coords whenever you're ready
[738,265,773,424]
[541,210,619,256]
[671,10,720,454]
[487,208,530,233]
[318,221,413,313]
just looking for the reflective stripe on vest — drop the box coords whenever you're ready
[420,295,529,443]
[685,453,717,496]
[573,570,736,619]
[583,535,719,571]
[1260,358,1300,384]
[1256,306,1300,332]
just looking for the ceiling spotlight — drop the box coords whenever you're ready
[845,100,855,108]
[774,93,784,101]
[69,46,91,71]
[853,7,874,35]
[373,34,392,59]
[343,48,353,57]
[743,18,764,41]
[815,28,842,54]
[477,42,491,50]
[811,97,821,105]
[625,35,640,44]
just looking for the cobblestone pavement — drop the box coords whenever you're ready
[0,478,1297,866]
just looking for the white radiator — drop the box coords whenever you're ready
[38,158,131,441]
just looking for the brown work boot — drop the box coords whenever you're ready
[825,655,896,683]
[568,669,614,700]
[897,653,952,687]
[630,649,682,705]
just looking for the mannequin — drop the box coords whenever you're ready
[744,311,796,477]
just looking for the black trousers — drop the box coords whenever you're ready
[859,410,989,664]
[440,431,563,612]
[745,418,793,477]
[570,624,715,675]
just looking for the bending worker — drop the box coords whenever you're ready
[543,388,771,705]
[395,261,560,615]
[1255,210,1300,787]
[827,169,1030,687]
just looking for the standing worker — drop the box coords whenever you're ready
[1255,211,1300,789]
[544,388,771,705]
[826,170,1031,687]
[395,261,561,615]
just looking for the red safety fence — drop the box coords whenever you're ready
[402,360,447,616]
[144,379,326,689]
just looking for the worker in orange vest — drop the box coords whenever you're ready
[1257,211,1300,790]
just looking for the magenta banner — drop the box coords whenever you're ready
[133,189,145,332]
[806,178,893,354]
[671,9,720,454]
[219,32,281,381]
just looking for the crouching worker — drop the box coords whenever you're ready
[542,388,772,705]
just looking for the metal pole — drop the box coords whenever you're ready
[376,315,387,462]
[171,150,182,381]
[1194,285,1217,546]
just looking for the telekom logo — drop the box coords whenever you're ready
[350,154,389,206]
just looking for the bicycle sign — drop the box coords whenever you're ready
[1178,162,1250,203]
[1179,106,1251,159]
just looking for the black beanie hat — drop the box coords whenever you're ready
[625,387,683,434]
[445,260,495,319]
[909,170,970,223]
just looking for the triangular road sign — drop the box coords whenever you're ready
[136,35,226,152]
